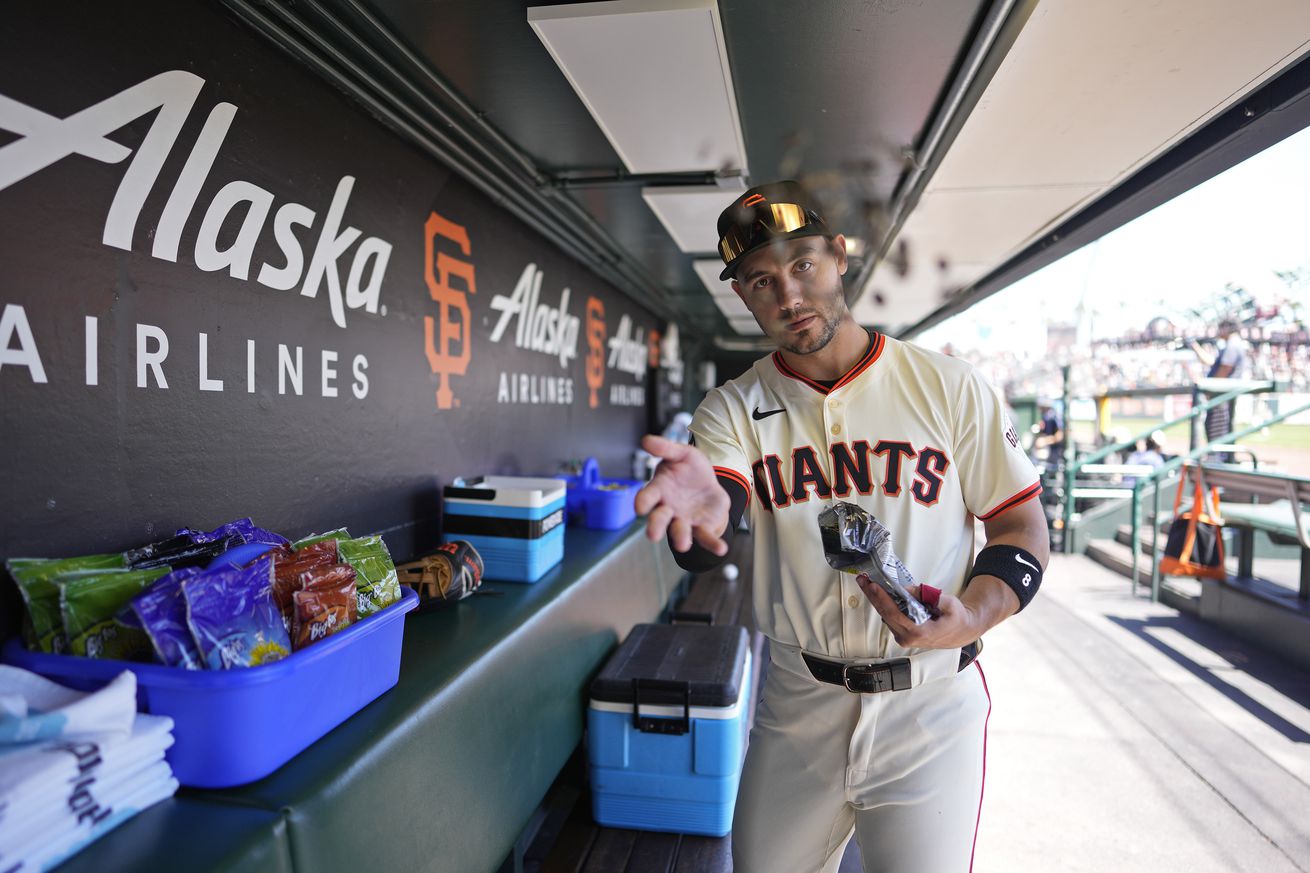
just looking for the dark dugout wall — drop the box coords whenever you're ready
[0,1,665,587]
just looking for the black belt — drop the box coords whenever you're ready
[801,641,982,694]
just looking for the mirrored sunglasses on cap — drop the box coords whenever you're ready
[717,195,829,280]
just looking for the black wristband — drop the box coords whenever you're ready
[968,544,1043,611]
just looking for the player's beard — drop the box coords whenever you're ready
[773,276,846,356]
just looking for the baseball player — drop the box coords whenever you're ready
[635,180,1049,873]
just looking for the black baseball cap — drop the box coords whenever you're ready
[716,180,831,280]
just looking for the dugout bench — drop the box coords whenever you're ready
[1172,463,1310,673]
[48,522,686,873]
[1187,462,1310,601]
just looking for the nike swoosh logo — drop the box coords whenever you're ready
[1015,554,1040,572]
[752,406,785,421]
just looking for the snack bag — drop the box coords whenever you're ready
[292,528,351,549]
[131,567,205,669]
[124,532,234,571]
[184,557,291,669]
[292,564,358,650]
[59,567,171,659]
[817,502,931,625]
[337,535,401,618]
[8,554,128,653]
[179,518,289,548]
[271,541,341,628]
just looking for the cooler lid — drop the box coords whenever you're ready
[444,476,566,508]
[590,623,748,708]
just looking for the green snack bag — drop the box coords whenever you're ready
[337,536,401,618]
[292,529,351,549]
[59,567,169,660]
[8,554,128,653]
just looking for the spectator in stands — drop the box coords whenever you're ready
[1032,398,1065,471]
[1192,318,1247,461]
[1124,430,1168,487]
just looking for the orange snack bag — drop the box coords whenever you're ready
[291,564,357,650]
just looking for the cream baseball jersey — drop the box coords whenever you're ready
[689,333,1040,659]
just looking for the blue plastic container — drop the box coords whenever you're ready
[586,624,751,837]
[558,458,641,530]
[444,476,566,583]
[2,588,418,788]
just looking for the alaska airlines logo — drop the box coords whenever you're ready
[585,296,606,409]
[489,264,579,367]
[0,70,393,328]
[423,211,476,410]
[607,314,647,378]
[751,441,950,510]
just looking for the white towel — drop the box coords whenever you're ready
[0,666,136,744]
[0,666,177,873]
[3,761,178,873]
[0,713,173,843]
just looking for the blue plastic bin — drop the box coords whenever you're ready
[2,588,417,788]
[558,458,641,530]
[586,624,751,836]
[444,476,566,582]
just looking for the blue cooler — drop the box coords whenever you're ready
[443,476,565,583]
[586,623,751,837]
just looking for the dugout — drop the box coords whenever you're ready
[4,2,1310,872]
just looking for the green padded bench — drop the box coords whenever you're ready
[51,798,293,873]
[1196,464,1310,600]
[54,522,684,873]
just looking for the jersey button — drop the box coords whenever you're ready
[831,424,842,435]
[848,594,860,608]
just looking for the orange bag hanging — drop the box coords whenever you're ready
[1160,468,1225,580]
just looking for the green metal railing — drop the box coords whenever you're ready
[1128,396,1310,600]
[1059,384,1268,541]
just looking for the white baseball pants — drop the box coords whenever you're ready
[732,644,991,873]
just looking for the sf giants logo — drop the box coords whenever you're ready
[585,296,606,408]
[423,211,475,409]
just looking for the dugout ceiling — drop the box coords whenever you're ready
[197,0,1310,345]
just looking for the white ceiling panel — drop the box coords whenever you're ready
[693,258,733,294]
[728,316,765,336]
[645,186,744,253]
[528,0,747,174]
[713,295,752,320]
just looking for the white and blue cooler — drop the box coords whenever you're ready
[586,623,752,837]
[442,476,566,583]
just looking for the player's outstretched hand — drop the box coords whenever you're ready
[856,576,981,650]
[635,434,731,556]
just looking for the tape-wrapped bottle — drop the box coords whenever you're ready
[816,502,931,625]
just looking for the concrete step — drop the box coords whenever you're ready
[1084,537,1202,613]
[1114,524,1169,550]
[1086,537,1155,587]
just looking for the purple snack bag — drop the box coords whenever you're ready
[114,599,144,630]
[179,518,289,548]
[131,567,204,670]
[183,557,291,670]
